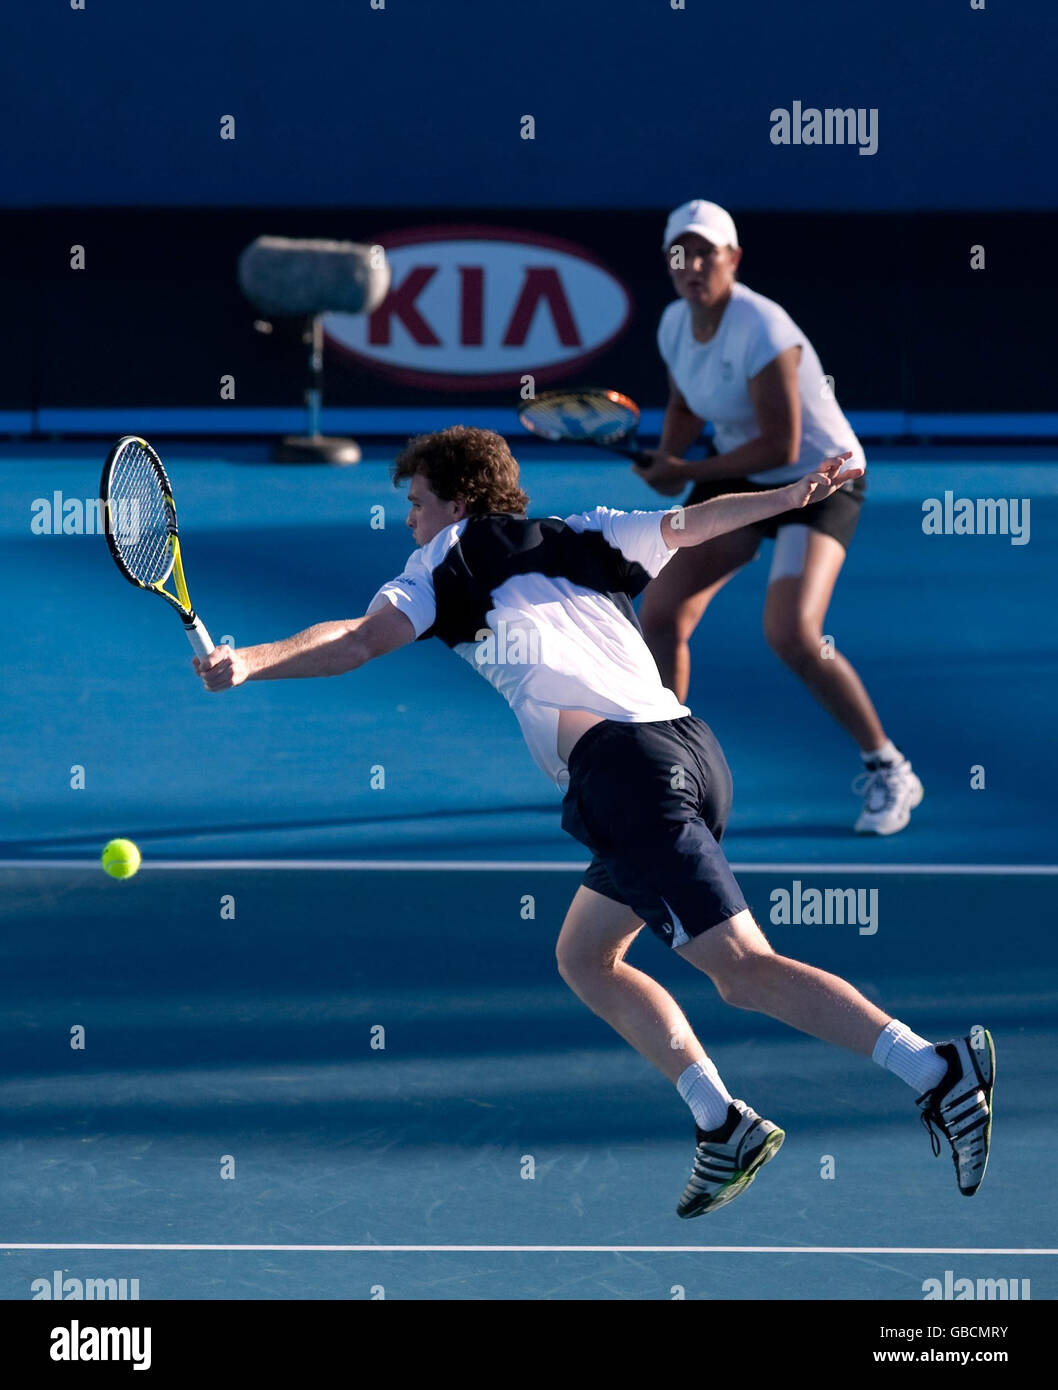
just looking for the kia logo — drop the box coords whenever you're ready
[324,225,632,390]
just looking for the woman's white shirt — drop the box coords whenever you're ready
[658,282,865,483]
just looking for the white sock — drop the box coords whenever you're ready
[872,1020,947,1093]
[677,1058,733,1132]
[861,739,901,766]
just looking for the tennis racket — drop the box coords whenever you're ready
[100,435,215,658]
[517,389,652,466]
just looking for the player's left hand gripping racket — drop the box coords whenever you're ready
[100,435,215,658]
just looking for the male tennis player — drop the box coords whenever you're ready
[635,200,922,836]
[193,427,994,1217]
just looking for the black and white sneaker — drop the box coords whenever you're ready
[916,1031,996,1196]
[677,1100,785,1218]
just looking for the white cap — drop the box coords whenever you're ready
[662,199,739,251]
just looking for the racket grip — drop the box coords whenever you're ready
[184,616,215,658]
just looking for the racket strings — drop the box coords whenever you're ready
[521,391,638,443]
[107,442,175,585]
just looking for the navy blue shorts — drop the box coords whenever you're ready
[683,471,865,548]
[560,716,748,949]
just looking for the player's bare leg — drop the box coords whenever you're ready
[678,911,995,1196]
[763,527,923,833]
[677,908,891,1052]
[558,889,892,1061]
[556,886,785,1215]
[556,885,705,1082]
[762,529,884,751]
[557,888,993,1210]
[640,527,761,702]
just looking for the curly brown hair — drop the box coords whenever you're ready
[391,426,529,515]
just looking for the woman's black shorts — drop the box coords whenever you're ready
[684,470,865,549]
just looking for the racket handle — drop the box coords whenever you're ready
[184,616,215,658]
[624,445,653,468]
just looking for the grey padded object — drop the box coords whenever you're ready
[237,237,390,316]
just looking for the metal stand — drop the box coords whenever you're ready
[275,315,361,465]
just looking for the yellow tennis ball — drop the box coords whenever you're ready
[101,838,141,879]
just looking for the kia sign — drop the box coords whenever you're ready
[323,225,632,391]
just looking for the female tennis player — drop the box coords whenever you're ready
[193,426,994,1218]
[635,200,922,836]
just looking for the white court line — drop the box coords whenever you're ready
[1,1243,1056,1255]
[0,859,1056,875]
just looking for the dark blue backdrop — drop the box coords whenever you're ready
[5,0,1052,210]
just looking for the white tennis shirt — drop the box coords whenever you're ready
[368,506,690,788]
[658,281,865,484]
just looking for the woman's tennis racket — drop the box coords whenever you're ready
[100,435,215,658]
[517,389,651,466]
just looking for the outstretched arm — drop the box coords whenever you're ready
[660,453,861,550]
[193,603,416,692]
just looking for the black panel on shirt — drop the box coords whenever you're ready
[418,513,651,648]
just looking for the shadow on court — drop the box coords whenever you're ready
[2,451,1056,1297]
[0,865,1054,1299]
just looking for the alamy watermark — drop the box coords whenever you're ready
[769,880,878,935]
[922,492,1029,545]
[473,621,541,666]
[49,1321,151,1370]
[31,491,141,543]
[923,1271,1029,1301]
[770,101,878,156]
[32,1270,140,1300]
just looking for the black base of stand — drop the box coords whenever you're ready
[274,435,362,465]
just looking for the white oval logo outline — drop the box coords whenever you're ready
[324,225,632,391]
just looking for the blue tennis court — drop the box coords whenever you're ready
[2,445,1055,1300]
